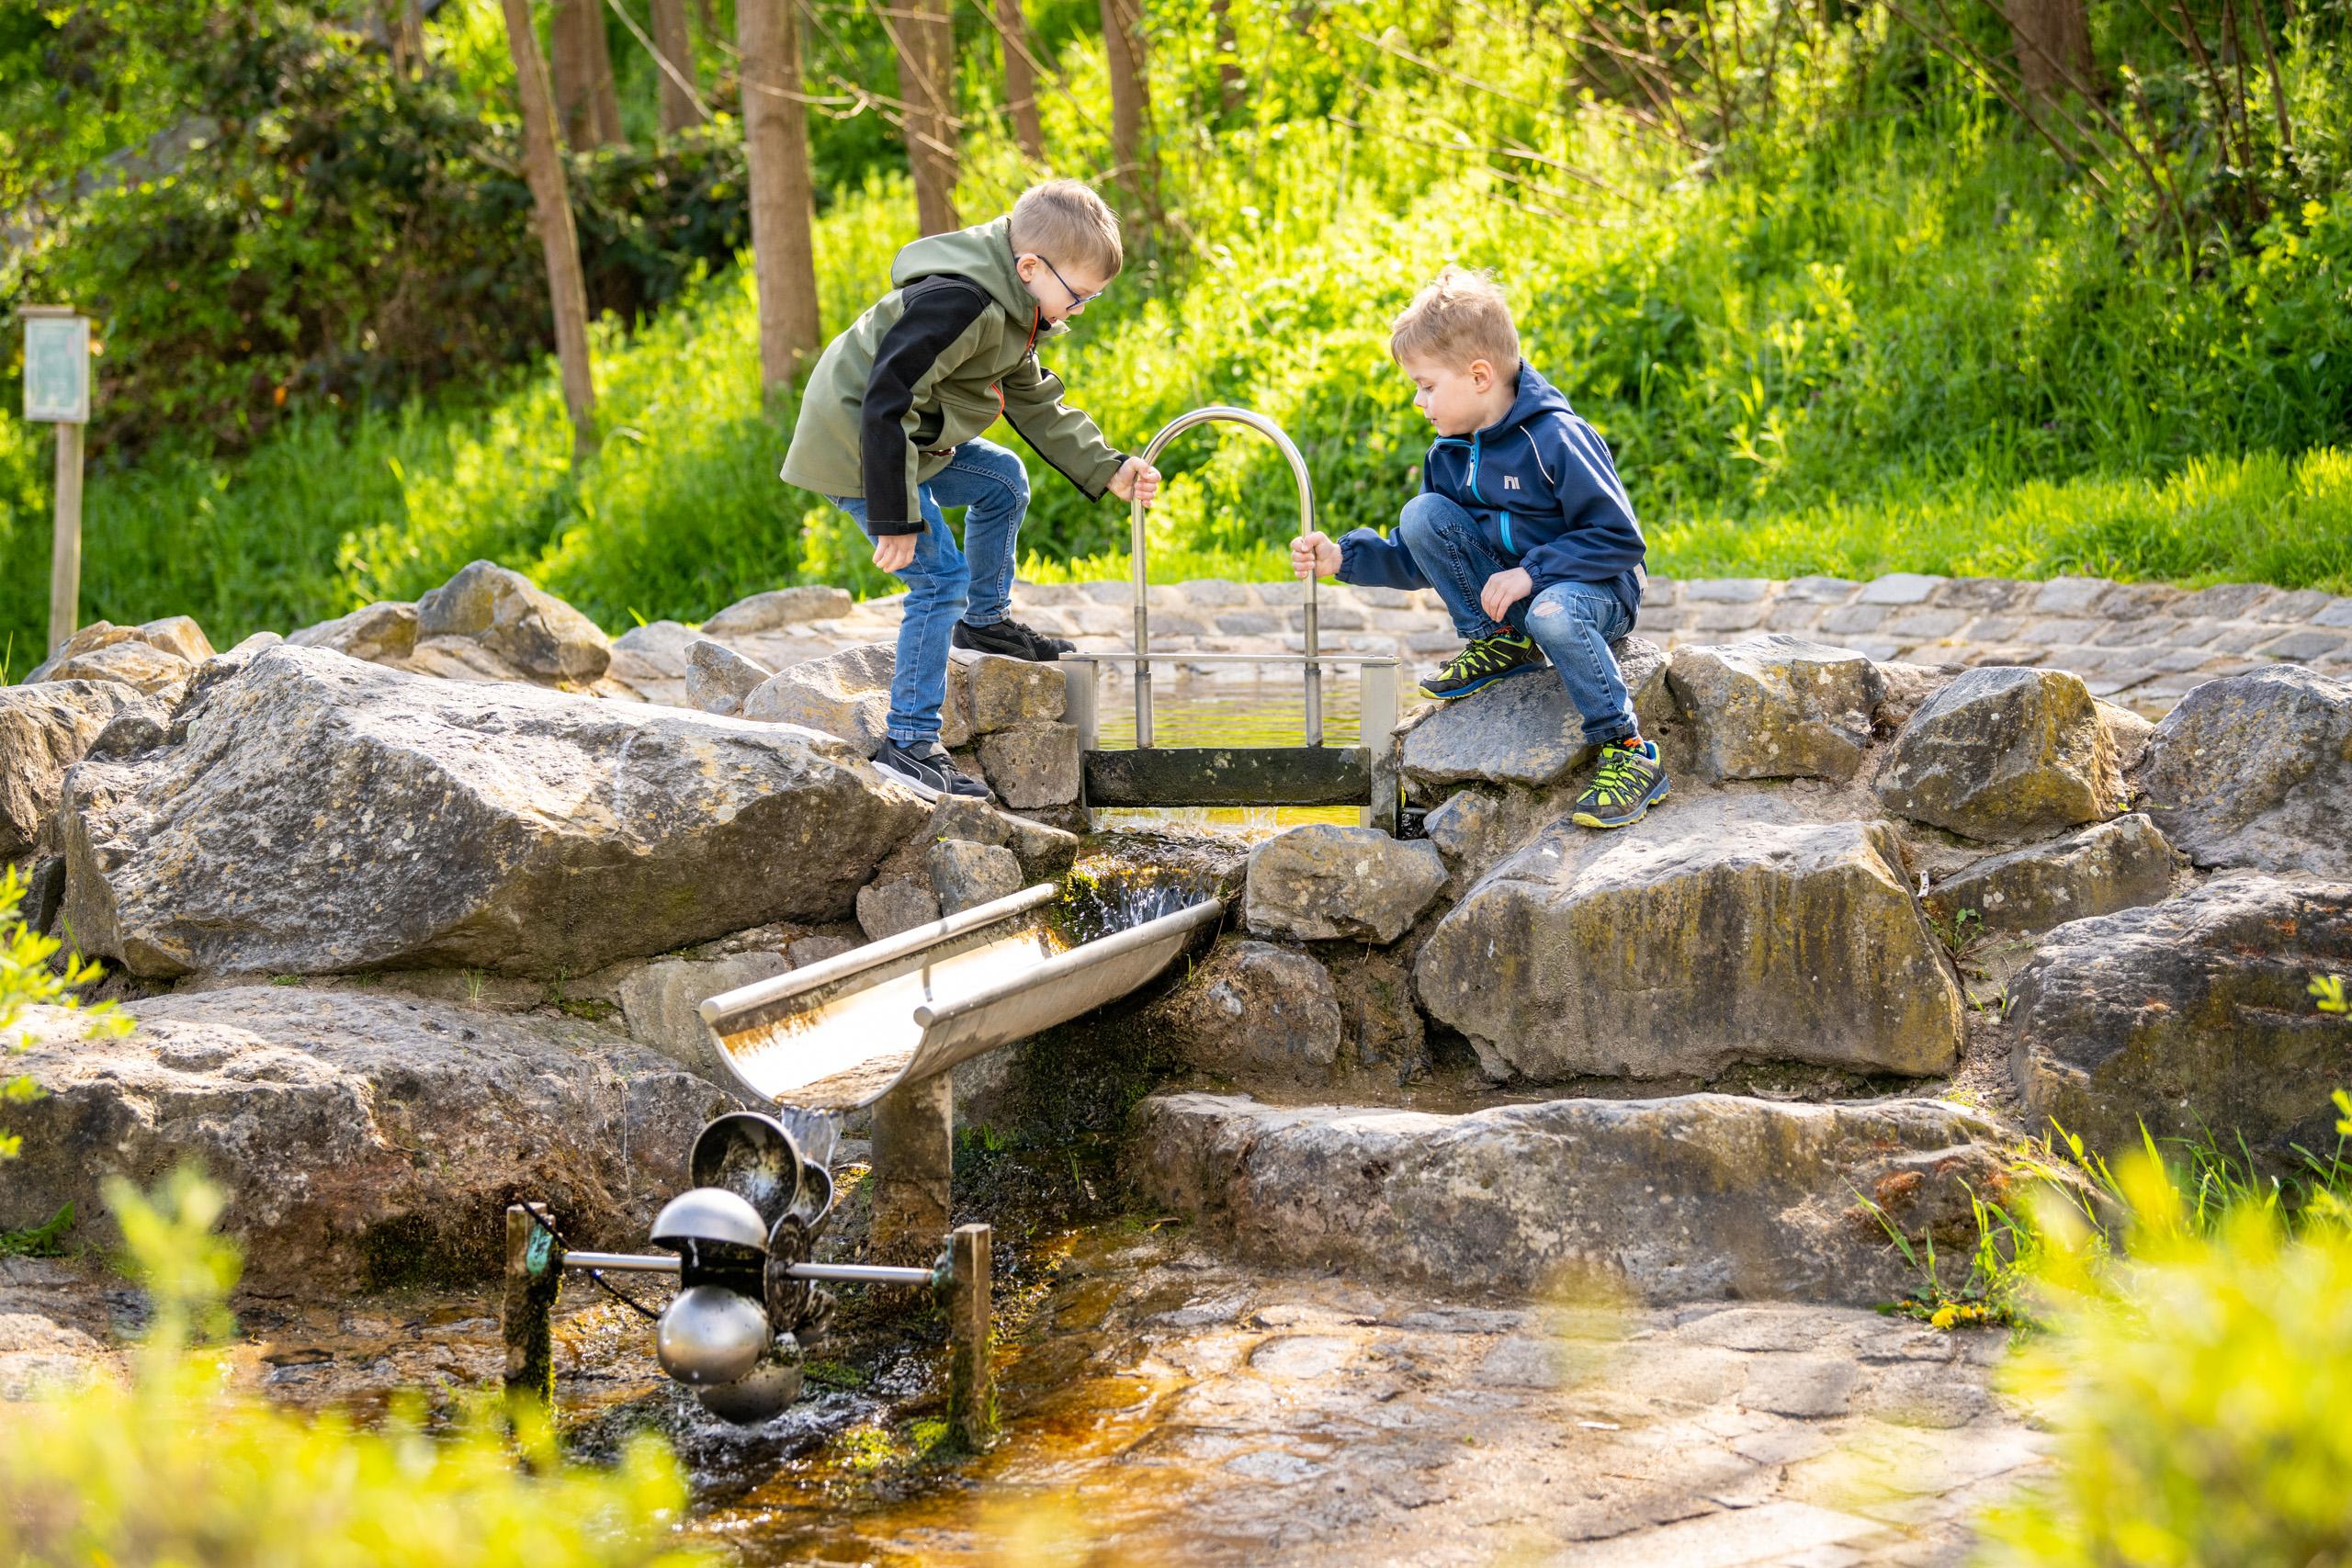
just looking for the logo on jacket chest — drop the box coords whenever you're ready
[1501,475,1522,491]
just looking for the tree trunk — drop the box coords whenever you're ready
[1210,0,1240,114]
[740,0,823,398]
[651,0,704,132]
[500,0,599,457]
[1100,0,1154,210]
[552,0,625,148]
[2002,0,2095,113]
[997,0,1046,164]
[387,0,425,77]
[891,0,961,235]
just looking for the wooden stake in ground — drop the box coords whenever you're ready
[890,0,961,234]
[651,0,705,133]
[946,1224,997,1450]
[552,0,625,149]
[1100,0,1155,212]
[996,0,1046,164]
[740,0,822,398]
[502,1203,561,1408]
[502,0,600,458]
[20,307,90,657]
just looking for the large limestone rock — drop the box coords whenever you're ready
[605,620,698,706]
[745,644,908,750]
[1133,1091,2009,1303]
[1244,824,1446,943]
[684,638,775,718]
[927,838,1023,914]
[29,632,192,698]
[288,602,419,665]
[1876,666,2120,842]
[2,987,729,1292]
[616,952,790,1084]
[920,795,1080,881]
[1140,940,1342,1082]
[27,618,213,697]
[58,645,927,978]
[2011,877,2352,1165]
[413,559,611,684]
[1400,637,1670,791]
[1416,818,1962,1081]
[976,721,1080,808]
[699,585,854,640]
[1921,815,2177,937]
[0,682,162,860]
[741,645,1064,756]
[1666,637,1884,783]
[2132,666,2352,878]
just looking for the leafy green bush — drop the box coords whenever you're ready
[1981,1138,2352,1567]
[3,5,752,454]
[1,863,130,1165]
[0,1166,708,1567]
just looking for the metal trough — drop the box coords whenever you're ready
[696,884,1223,1110]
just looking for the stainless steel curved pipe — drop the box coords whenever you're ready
[1128,406,1320,748]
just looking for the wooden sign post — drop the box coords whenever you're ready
[21,307,91,655]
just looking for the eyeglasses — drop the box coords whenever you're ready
[1020,252,1103,310]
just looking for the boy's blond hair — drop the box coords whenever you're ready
[1010,180,1124,279]
[1389,265,1521,375]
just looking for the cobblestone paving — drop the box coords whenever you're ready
[721,573,2352,719]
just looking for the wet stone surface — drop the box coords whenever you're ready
[696,1227,2045,1567]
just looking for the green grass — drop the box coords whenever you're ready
[4,12,2349,661]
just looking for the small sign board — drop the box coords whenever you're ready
[22,308,91,424]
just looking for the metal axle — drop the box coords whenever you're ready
[558,1249,936,1287]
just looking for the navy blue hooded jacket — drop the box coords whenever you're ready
[1337,364,1646,618]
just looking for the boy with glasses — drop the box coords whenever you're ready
[782,180,1159,801]
[1290,267,1667,829]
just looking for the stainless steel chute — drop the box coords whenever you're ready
[696,884,1222,1110]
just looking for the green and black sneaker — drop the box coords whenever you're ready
[1572,738,1670,829]
[1418,631,1546,700]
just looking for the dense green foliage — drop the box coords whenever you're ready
[0,1168,707,1567]
[1980,1108,2352,1566]
[2,0,2349,666]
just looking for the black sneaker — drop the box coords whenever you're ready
[871,739,993,802]
[1418,631,1546,700]
[953,616,1073,661]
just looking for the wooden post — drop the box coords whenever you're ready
[502,1203,562,1407]
[870,1073,953,1266]
[501,0,600,458]
[49,423,83,656]
[946,1223,995,1450]
[740,0,821,400]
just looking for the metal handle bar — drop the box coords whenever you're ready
[1129,406,1319,748]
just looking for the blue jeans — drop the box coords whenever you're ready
[1395,491,1639,746]
[829,438,1031,747]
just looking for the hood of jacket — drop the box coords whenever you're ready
[890,216,1055,332]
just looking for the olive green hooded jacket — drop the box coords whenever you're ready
[778,217,1125,536]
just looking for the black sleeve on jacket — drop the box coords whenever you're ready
[860,276,993,533]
